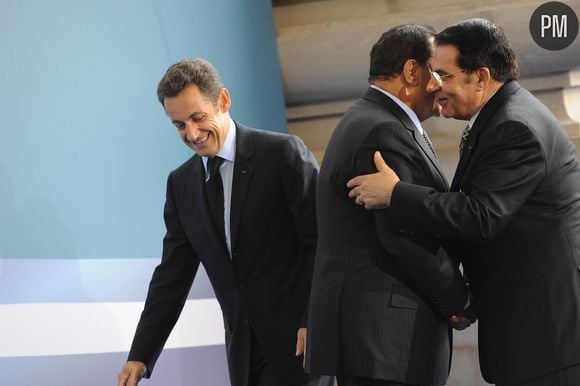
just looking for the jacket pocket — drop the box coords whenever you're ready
[496,277,541,311]
[390,285,430,311]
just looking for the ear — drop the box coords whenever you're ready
[218,88,232,112]
[402,59,419,86]
[475,67,491,90]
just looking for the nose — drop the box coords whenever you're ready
[426,76,441,93]
[184,121,201,142]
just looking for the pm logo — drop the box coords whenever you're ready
[530,1,579,50]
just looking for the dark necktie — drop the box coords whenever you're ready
[459,125,472,155]
[205,156,225,243]
[422,131,437,158]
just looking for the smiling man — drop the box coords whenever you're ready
[116,58,327,386]
[347,18,580,386]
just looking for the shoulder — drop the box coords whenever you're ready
[331,98,406,145]
[346,96,400,124]
[237,122,307,151]
[169,154,199,179]
[488,85,561,147]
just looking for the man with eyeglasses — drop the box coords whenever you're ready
[347,18,580,386]
[305,25,469,386]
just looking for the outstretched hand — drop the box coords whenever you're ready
[347,151,400,209]
[117,361,146,386]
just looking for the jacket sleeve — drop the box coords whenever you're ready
[389,121,545,243]
[127,172,200,377]
[356,123,467,317]
[280,135,319,326]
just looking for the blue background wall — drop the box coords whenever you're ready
[0,1,287,385]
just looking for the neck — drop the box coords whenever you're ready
[485,79,504,99]
[372,80,411,105]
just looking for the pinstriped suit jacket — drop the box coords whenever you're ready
[306,87,467,385]
[128,122,319,386]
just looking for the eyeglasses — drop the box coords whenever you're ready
[428,65,466,87]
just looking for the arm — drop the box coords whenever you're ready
[125,173,200,377]
[392,122,545,242]
[349,122,545,243]
[373,209,468,318]
[280,135,319,355]
[348,151,399,208]
[356,125,467,317]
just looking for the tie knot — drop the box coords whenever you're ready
[207,156,224,178]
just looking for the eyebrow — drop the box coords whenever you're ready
[172,111,205,125]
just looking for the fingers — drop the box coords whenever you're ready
[373,151,388,171]
[349,186,361,203]
[448,314,472,330]
[348,186,359,198]
[296,328,308,368]
[295,328,306,356]
[117,366,130,386]
[346,176,362,190]
[295,337,305,356]
[117,362,145,386]
[117,371,131,386]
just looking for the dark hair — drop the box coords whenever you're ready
[435,18,519,82]
[368,24,436,82]
[156,58,224,105]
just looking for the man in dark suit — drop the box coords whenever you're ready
[305,25,469,386]
[117,58,325,386]
[347,19,580,386]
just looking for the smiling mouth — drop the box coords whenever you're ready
[193,133,210,145]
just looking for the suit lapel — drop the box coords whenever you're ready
[230,123,254,250]
[363,88,449,190]
[451,81,521,190]
[411,129,449,190]
[182,156,213,234]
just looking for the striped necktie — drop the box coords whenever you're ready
[459,125,472,155]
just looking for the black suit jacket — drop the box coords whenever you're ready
[128,122,319,386]
[306,87,467,385]
[390,81,580,384]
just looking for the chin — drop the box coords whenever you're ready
[440,110,455,119]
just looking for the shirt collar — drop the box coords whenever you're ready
[370,84,424,134]
[216,118,236,162]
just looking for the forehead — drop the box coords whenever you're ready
[431,44,460,70]
[163,85,214,119]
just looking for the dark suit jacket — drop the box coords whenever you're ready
[306,87,467,385]
[128,122,319,386]
[390,81,580,384]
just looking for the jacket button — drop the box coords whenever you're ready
[242,318,249,326]
[239,283,246,291]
